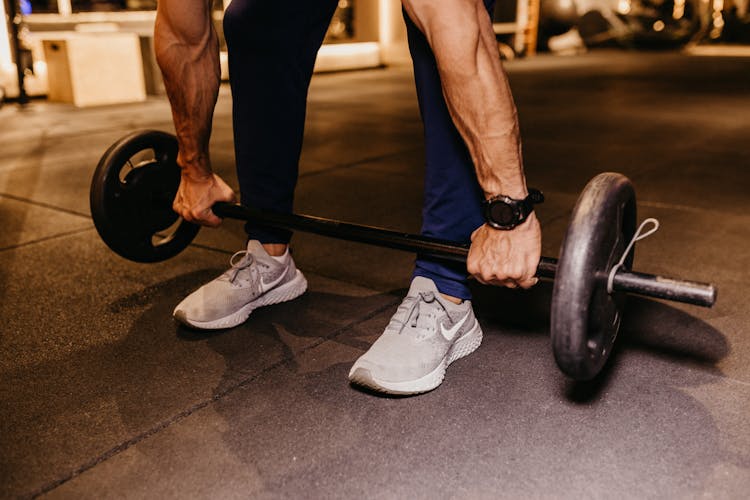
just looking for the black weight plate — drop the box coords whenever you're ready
[551,172,636,380]
[90,130,200,263]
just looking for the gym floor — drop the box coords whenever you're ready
[1,50,749,498]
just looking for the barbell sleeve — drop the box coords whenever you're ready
[609,271,716,308]
[536,257,715,307]
[211,202,716,308]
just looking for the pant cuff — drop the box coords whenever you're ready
[413,268,472,301]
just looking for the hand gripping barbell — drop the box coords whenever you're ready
[90,130,717,381]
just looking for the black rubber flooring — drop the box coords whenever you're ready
[1,50,749,499]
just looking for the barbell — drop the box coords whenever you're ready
[90,130,717,381]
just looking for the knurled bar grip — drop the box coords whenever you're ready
[213,202,716,308]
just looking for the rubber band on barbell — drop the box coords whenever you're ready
[607,218,660,294]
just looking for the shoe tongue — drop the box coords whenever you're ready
[408,276,439,296]
[245,240,268,256]
[241,240,278,269]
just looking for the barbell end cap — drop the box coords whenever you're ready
[707,286,718,308]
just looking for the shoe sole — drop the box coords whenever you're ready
[348,321,483,395]
[174,270,308,330]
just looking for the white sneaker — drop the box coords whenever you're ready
[349,276,482,395]
[173,240,307,329]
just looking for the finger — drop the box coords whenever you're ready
[470,269,489,285]
[527,253,541,283]
[466,254,479,278]
[517,276,539,290]
[486,277,517,288]
[220,187,237,204]
[504,266,525,282]
[198,207,220,227]
[188,207,208,224]
[473,274,489,286]
[204,217,222,228]
[178,205,196,223]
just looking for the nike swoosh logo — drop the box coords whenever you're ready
[440,313,469,342]
[261,270,287,292]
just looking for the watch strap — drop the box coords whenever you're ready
[520,188,545,218]
[483,188,544,230]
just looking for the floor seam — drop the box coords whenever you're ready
[0,192,91,219]
[0,227,95,253]
[26,297,399,499]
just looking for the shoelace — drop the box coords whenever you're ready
[390,291,451,336]
[221,250,257,284]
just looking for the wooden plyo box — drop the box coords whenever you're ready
[42,32,146,107]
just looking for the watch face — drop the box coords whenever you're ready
[489,201,517,225]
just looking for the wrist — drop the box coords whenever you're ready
[481,176,528,201]
[177,155,212,180]
[482,189,544,230]
[483,187,527,201]
[180,166,214,183]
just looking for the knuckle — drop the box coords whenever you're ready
[481,271,495,284]
[507,265,526,281]
[494,266,511,281]
[489,273,504,285]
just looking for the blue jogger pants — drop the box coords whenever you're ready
[223,0,496,300]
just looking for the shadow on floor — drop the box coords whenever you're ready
[469,281,728,404]
[6,266,741,498]
[207,320,741,498]
[3,267,399,498]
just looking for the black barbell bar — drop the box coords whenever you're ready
[89,130,718,381]
[211,202,716,308]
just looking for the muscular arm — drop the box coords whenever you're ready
[154,0,235,226]
[403,0,541,288]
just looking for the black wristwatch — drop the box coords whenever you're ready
[483,188,544,230]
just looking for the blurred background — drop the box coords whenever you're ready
[2,0,748,106]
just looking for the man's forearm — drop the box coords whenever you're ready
[154,0,220,176]
[404,0,527,200]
